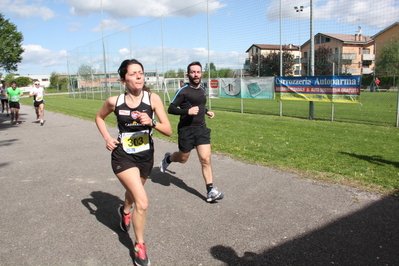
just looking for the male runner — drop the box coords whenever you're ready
[160,61,224,203]
[29,81,46,125]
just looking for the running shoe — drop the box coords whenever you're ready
[134,243,150,266]
[15,121,19,125]
[206,188,224,202]
[159,152,171,173]
[118,206,131,232]
[40,119,44,126]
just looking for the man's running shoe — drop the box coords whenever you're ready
[206,188,224,202]
[134,243,150,266]
[118,206,131,232]
[159,152,171,173]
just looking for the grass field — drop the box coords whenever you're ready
[19,93,399,197]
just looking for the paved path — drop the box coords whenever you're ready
[0,105,398,266]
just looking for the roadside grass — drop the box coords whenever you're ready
[19,94,399,196]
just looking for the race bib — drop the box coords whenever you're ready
[11,96,18,101]
[121,130,150,154]
[36,96,43,101]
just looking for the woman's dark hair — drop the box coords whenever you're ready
[118,59,150,92]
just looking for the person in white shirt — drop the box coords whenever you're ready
[0,81,9,116]
[29,81,46,126]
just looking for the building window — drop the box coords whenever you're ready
[363,48,370,54]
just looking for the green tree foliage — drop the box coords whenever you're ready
[314,46,333,75]
[203,62,217,78]
[77,64,94,85]
[249,52,295,77]
[14,76,33,87]
[218,68,234,77]
[164,69,176,78]
[3,73,16,87]
[49,71,68,91]
[264,52,295,76]
[0,14,24,73]
[177,68,185,78]
[376,36,399,76]
[248,54,264,76]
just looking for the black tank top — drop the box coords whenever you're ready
[113,91,154,162]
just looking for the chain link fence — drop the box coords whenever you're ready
[67,0,399,127]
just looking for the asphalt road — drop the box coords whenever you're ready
[0,105,398,266]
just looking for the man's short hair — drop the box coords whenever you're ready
[187,61,202,74]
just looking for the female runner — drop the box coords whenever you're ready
[95,59,172,266]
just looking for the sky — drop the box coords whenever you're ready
[0,0,398,76]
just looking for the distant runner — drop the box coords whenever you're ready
[29,81,46,126]
[6,81,23,125]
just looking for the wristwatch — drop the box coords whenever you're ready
[151,119,157,128]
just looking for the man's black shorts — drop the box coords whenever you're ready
[9,102,20,109]
[34,101,44,108]
[178,125,211,153]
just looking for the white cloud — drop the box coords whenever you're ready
[67,0,226,18]
[20,44,67,70]
[266,0,399,29]
[68,22,82,32]
[0,0,55,20]
[91,19,127,32]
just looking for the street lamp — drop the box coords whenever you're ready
[294,6,304,76]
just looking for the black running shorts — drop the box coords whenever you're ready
[34,101,44,108]
[178,125,211,153]
[111,146,154,177]
[9,102,20,109]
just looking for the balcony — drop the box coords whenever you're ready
[362,54,375,61]
[340,67,357,74]
[362,68,373,75]
[330,53,357,62]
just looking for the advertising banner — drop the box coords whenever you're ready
[219,77,274,99]
[275,75,361,103]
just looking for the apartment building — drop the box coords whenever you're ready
[373,22,399,65]
[245,44,301,76]
[300,32,375,76]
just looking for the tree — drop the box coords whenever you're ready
[77,63,94,87]
[263,52,295,76]
[177,68,185,78]
[164,69,176,78]
[4,73,16,86]
[314,46,333,76]
[218,68,234,78]
[0,13,24,73]
[248,54,264,76]
[248,52,294,77]
[49,71,67,91]
[376,36,399,76]
[14,76,33,87]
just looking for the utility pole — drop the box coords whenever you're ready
[309,0,315,119]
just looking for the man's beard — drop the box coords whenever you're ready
[189,76,201,86]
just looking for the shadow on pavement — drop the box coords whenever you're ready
[150,167,207,202]
[211,192,399,266]
[81,191,135,263]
